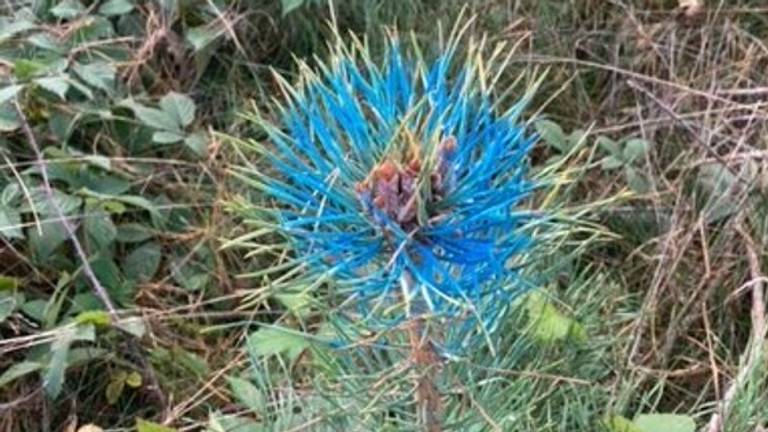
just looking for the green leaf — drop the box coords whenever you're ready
[152,131,185,144]
[20,188,82,216]
[0,361,43,388]
[247,327,309,359]
[50,0,85,18]
[0,292,19,323]
[186,25,225,52]
[697,162,742,223]
[105,371,126,404]
[600,156,624,171]
[227,376,264,413]
[0,206,24,239]
[0,18,35,42]
[634,414,695,432]
[0,85,25,105]
[274,291,312,318]
[526,292,586,344]
[121,100,180,132]
[116,316,146,337]
[604,415,642,432]
[115,223,153,243]
[27,33,63,52]
[623,138,650,163]
[98,0,134,15]
[44,324,95,398]
[281,0,305,16]
[184,131,208,157]
[84,212,117,249]
[72,62,116,93]
[123,242,162,283]
[159,92,195,128]
[35,76,70,100]
[21,299,48,322]
[125,371,142,388]
[136,419,177,432]
[535,119,567,152]
[596,136,621,157]
[28,221,69,262]
[74,310,111,327]
[0,103,21,131]
[79,190,161,221]
[625,167,650,194]
[13,59,46,80]
[0,275,19,291]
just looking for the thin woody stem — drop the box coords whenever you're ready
[402,274,442,432]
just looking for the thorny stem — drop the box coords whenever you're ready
[13,101,168,412]
[14,101,119,319]
[402,274,442,432]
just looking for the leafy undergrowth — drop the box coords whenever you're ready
[2,0,767,431]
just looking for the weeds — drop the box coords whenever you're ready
[1,0,767,431]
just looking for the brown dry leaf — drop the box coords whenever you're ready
[77,425,104,432]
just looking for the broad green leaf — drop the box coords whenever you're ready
[0,85,24,105]
[623,138,650,163]
[121,100,180,132]
[74,310,111,327]
[44,324,95,398]
[596,135,621,157]
[20,187,82,216]
[526,292,586,344]
[184,131,208,157]
[0,292,18,323]
[79,190,161,221]
[21,299,48,322]
[0,361,43,388]
[600,156,624,171]
[115,223,153,243]
[136,419,177,432]
[123,242,162,282]
[697,162,744,223]
[28,221,69,262]
[186,25,225,52]
[535,119,567,152]
[105,371,126,404]
[27,33,62,52]
[0,275,19,291]
[35,76,70,100]
[98,0,134,15]
[274,291,312,318]
[604,415,642,432]
[72,62,116,93]
[50,0,85,18]
[125,371,142,388]
[159,92,195,128]
[0,207,24,239]
[13,59,46,79]
[116,316,146,337]
[247,327,309,359]
[0,18,34,42]
[227,376,264,413]
[84,212,117,249]
[0,103,21,131]
[634,414,695,432]
[152,131,185,144]
[625,167,650,194]
[281,0,305,16]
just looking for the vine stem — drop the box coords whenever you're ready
[402,273,442,432]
